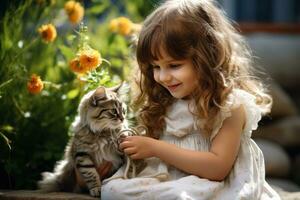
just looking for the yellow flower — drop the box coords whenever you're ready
[64,0,84,25]
[69,58,87,74]
[79,49,102,71]
[109,19,119,33]
[118,17,133,35]
[27,74,44,94]
[38,24,57,42]
[109,17,133,36]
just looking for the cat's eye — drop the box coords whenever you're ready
[111,109,118,117]
[90,99,98,107]
[94,109,109,119]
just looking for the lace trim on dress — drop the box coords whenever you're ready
[210,89,263,141]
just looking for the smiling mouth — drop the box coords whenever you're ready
[167,83,181,91]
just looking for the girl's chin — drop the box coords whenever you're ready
[169,91,193,99]
[169,92,185,99]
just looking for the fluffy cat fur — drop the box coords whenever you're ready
[38,85,130,197]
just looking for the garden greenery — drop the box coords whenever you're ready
[0,0,159,189]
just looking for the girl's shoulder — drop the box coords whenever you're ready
[210,89,263,140]
[226,89,257,110]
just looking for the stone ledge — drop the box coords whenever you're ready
[0,190,98,200]
[1,189,300,200]
[273,187,300,200]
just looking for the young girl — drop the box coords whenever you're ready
[101,0,280,199]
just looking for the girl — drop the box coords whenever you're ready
[101,0,280,199]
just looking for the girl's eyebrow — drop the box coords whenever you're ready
[152,58,179,66]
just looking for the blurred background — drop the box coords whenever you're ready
[218,0,300,193]
[0,0,299,194]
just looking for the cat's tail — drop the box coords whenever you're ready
[38,160,76,192]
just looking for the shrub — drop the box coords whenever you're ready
[0,0,158,189]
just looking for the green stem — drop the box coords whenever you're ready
[12,97,25,117]
[13,38,38,60]
[102,58,111,66]
[0,79,13,89]
[0,131,11,150]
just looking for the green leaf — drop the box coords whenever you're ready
[85,4,109,15]
[58,45,74,61]
[100,74,111,85]
[1,125,14,133]
[108,34,116,46]
[66,34,77,43]
[67,89,80,99]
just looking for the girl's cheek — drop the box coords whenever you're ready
[153,69,162,82]
[153,72,159,83]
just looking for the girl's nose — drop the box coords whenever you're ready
[159,69,171,83]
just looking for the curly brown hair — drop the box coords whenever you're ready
[132,0,272,138]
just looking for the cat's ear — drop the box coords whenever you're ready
[109,82,130,102]
[109,82,123,93]
[94,86,106,97]
[91,87,107,106]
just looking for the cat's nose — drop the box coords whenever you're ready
[118,108,124,121]
[119,115,124,121]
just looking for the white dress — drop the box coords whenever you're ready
[101,89,281,200]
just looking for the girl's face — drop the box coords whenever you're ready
[152,49,198,99]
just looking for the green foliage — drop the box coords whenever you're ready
[0,0,159,189]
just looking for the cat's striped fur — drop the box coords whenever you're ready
[38,86,128,197]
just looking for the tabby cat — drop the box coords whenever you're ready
[38,85,129,197]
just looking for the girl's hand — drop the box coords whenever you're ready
[119,136,156,160]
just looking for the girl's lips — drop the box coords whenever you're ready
[167,83,181,91]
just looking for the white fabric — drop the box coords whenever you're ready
[101,89,281,200]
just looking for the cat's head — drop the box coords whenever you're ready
[77,85,127,134]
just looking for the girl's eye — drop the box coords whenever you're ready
[169,64,181,68]
[152,65,160,70]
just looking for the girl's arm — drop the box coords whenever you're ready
[120,106,245,181]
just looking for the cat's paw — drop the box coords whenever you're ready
[89,187,101,197]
